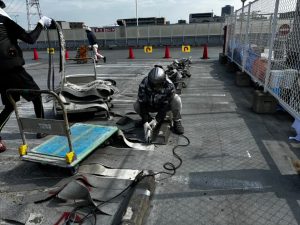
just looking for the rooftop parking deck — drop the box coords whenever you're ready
[0,47,300,225]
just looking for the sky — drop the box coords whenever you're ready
[5,0,244,29]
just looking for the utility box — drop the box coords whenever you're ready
[235,71,251,86]
[219,53,227,64]
[252,90,278,113]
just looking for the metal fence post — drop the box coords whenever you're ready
[242,2,252,72]
[239,3,245,43]
[223,25,228,54]
[231,11,238,60]
[171,25,173,45]
[136,26,139,46]
[104,28,107,47]
[219,22,224,44]
[207,23,211,43]
[266,14,273,51]
[264,0,280,93]
[194,23,197,45]
[160,26,162,45]
[114,25,117,44]
[182,24,185,44]
[73,29,76,49]
[147,25,150,45]
[125,25,128,46]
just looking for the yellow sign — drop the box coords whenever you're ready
[144,46,153,53]
[182,45,191,53]
[47,48,55,54]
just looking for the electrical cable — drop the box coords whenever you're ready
[144,134,190,180]
[64,134,190,225]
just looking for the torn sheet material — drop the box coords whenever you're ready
[118,130,154,151]
[78,164,140,180]
[35,178,110,215]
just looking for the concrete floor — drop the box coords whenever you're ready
[1,46,300,225]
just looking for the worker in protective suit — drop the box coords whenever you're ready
[134,65,184,143]
[0,0,52,152]
[83,24,106,63]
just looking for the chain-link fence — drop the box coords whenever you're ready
[225,0,300,120]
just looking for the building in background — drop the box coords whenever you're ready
[221,5,234,17]
[178,19,187,24]
[48,21,84,29]
[56,21,70,29]
[116,17,166,26]
[69,22,85,29]
[213,16,224,22]
[189,13,214,23]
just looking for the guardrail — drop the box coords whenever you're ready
[225,0,300,120]
[20,22,226,50]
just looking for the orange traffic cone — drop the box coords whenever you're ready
[65,49,69,60]
[33,48,39,60]
[128,47,135,59]
[164,46,171,58]
[201,44,209,59]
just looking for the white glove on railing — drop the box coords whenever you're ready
[39,16,52,28]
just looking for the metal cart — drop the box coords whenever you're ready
[7,89,118,170]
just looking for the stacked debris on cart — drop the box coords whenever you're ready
[55,79,119,117]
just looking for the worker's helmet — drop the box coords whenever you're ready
[148,66,166,90]
[0,1,6,9]
[82,23,91,31]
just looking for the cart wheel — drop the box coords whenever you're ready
[69,165,79,176]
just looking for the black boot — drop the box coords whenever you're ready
[173,120,184,134]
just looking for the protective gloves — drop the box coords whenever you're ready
[39,16,52,28]
[143,122,152,143]
[149,118,158,130]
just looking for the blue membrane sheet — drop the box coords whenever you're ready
[30,123,118,159]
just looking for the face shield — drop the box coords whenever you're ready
[151,82,164,91]
[148,67,166,91]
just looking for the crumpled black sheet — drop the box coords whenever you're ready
[116,116,169,144]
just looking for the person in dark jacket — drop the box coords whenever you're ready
[0,0,52,152]
[134,65,184,142]
[83,24,106,63]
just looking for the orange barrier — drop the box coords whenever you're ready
[201,44,209,59]
[164,46,171,58]
[128,47,135,59]
[33,48,39,60]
